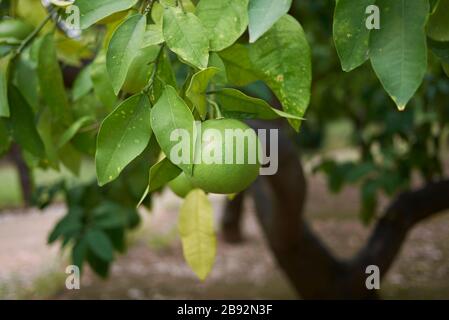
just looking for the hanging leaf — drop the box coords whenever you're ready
[106,14,146,95]
[248,0,292,43]
[85,228,114,262]
[219,44,258,86]
[142,24,164,48]
[59,143,83,175]
[186,67,219,119]
[96,94,152,186]
[163,6,209,69]
[58,116,95,148]
[122,45,160,95]
[196,0,248,51]
[333,0,375,72]
[0,54,10,117]
[150,86,195,174]
[214,88,303,121]
[13,55,39,111]
[37,33,71,124]
[90,55,117,110]
[427,0,449,42]
[75,0,138,29]
[249,15,312,131]
[178,189,216,281]
[8,86,45,159]
[37,108,60,170]
[72,65,93,101]
[370,0,429,110]
[208,53,228,85]
[428,38,449,64]
[72,237,88,272]
[148,157,182,192]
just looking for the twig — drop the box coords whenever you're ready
[13,9,55,60]
[143,44,166,95]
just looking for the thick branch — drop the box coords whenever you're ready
[244,121,449,299]
[345,179,449,296]
[221,192,245,243]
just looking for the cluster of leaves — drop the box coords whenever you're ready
[334,0,449,110]
[0,0,312,279]
[290,0,449,223]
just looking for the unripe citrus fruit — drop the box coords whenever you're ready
[168,172,195,198]
[189,119,261,194]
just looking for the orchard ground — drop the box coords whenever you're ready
[0,161,449,299]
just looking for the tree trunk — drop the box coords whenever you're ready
[224,122,449,299]
[9,144,33,207]
[221,192,245,243]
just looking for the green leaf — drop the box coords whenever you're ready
[59,143,82,175]
[219,44,258,86]
[107,14,146,95]
[178,189,216,281]
[0,54,10,117]
[149,157,182,192]
[151,86,195,174]
[196,0,248,51]
[86,249,110,278]
[72,237,88,272]
[249,15,312,131]
[13,55,39,110]
[37,108,60,170]
[37,34,71,124]
[75,0,138,29]
[333,0,374,72]
[151,48,178,101]
[8,86,45,158]
[428,38,449,63]
[92,202,128,229]
[96,94,152,186]
[90,55,117,110]
[58,116,95,148]
[427,0,449,42]
[151,2,164,25]
[361,179,378,225]
[214,88,303,121]
[186,67,219,120]
[85,228,114,262]
[142,24,164,48]
[0,120,10,155]
[370,0,429,110]
[72,65,93,101]
[48,208,83,244]
[163,6,209,69]
[208,53,228,85]
[123,45,160,94]
[248,0,292,43]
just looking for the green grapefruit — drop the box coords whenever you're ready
[188,119,261,194]
[168,172,195,198]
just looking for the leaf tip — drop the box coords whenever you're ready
[397,104,406,111]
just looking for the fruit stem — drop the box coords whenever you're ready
[207,98,223,119]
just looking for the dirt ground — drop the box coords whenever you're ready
[1,173,449,300]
